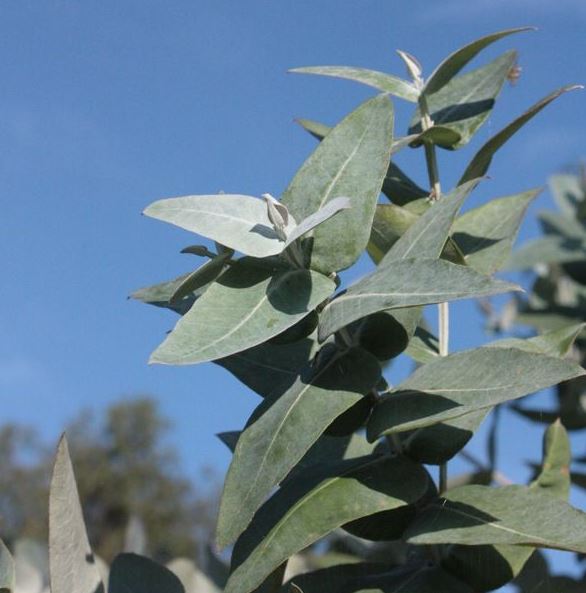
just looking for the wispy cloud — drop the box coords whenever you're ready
[423,0,586,23]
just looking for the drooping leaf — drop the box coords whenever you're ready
[367,347,585,438]
[170,252,232,304]
[488,323,585,357]
[144,194,296,258]
[0,539,14,593]
[459,86,582,184]
[49,436,104,593]
[225,455,431,593]
[150,260,335,365]
[130,273,204,315]
[288,66,419,102]
[109,554,184,593]
[281,94,394,274]
[216,347,381,548]
[422,27,532,96]
[406,484,586,553]
[318,259,517,341]
[452,189,538,275]
[216,337,315,398]
[411,50,517,148]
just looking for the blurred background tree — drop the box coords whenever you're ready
[0,398,217,563]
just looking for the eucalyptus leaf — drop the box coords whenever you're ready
[406,484,586,553]
[166,558,221,593]
[506,235,586,269]
[453,189,538,275]
[404,326,439,364]
[531,419,571,498]
[460,86,582,184]
[423,27,532,96]
[288,66,419,102]
[411,50,517,148]
[367,347,585,438]
[150,260,335,365]
[488,323,585,357]
[130,273,203,315]
[225,455,431,593]
[49,436,104,593]
[318,259,517,341]
[549,173,585,216]
[408,125,462,149]
[109,554,184,593]
[216,347,381,548]
[145,194,297,258]
[281,94,394,274]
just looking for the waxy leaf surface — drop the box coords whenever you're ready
[225,455,430,593]
[281,95,394,273]
[109,554,184,593]
[216,348,381,548]
[49,436,104,593]
[150,260,334,365]
[406,484,586,553]
[318,259,517,341]
[453,189,538,275]
[368,347,585,438]
[289,66,418,101]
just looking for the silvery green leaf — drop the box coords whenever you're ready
[506,235,586,270]
[408,125,462,149]
[406,484,586,553]
[170,251,232,304]
[460,86,582,184]
[411,51,517,148]
[167,558,221,593]
[488,323,585,358]
[284,197,351,247]
[367,347,585,439]
[130,273,202,315]
[144,194,296,258]
[452,189,538,275]
[150,260,335,365]
[288,66,419,101]
[397,49,423,86]
[225,455,431,593]
[281,95,394,274]
[318,259,517,341]
[216,348,381,548]
[49,436,104,593]
[422,27,532,96]
[109,554,184,593]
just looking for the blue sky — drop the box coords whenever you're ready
[1,1,586,575]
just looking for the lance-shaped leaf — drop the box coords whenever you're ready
[216,337,315,399]
[216,347,381,548]
[150,260,335,365]
[411,51,517,148]
[408,125,462,149]
[130,272,204,315]
[452,189,538,275]
[506,235,586,269]
[318,259,517,341]
[443,421,571,591]
[367,347,585,439]
[49,436,104,593]
[488,323,585,357]
[293,117,427,207]
[225,455,431,593]
[288,66,419,102]
[144,194,297,258]
[406,484,586,553]
[460,86,582,184]
[170,251,232,304]
[367,203,419,263]
[0,539,15,593]
[281,95,394,274]
[109,554,184,593]
[422,27,532,96]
